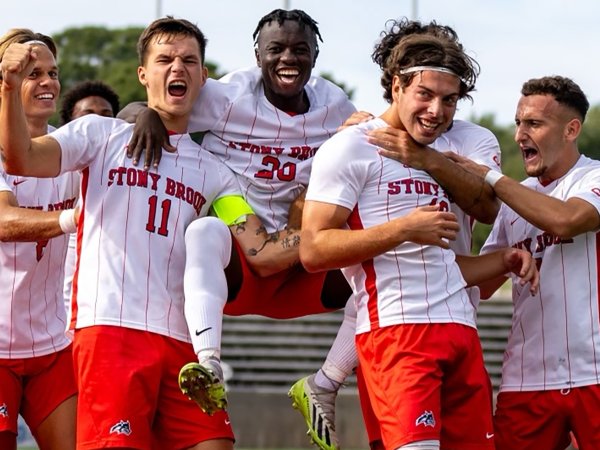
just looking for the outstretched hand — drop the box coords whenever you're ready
[400,205,459,249]
[503,248,539,295]
[126,107,176,170]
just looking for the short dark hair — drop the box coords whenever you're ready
[372,18,479,103]
[59,80,120,125]
[137,16,207,66]
[0,28,57,61]
[521,76,589,122]
[252,8,323,51]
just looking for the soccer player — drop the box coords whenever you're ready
[299,30,538,450]
[119,9,360,418]
[451,76,600,450]
[0,29,78,450]
[0,17,299,449]
[289,18,502,450]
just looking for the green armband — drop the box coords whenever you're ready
[211,195,255,226]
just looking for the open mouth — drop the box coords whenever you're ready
[276,68,300,85]
[168,80,187,97]
[522,147,538,161]
[35,93,55,101]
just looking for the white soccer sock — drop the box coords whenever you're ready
[396,440,440,450]
[315,299,359,390]
[184,217,232,362]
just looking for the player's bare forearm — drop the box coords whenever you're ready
[457,248,539,295]
[492,175,600,238]
[0,194,66,241]
[423,150,499,223]
[231,216,301,277]
[301,203,459,273]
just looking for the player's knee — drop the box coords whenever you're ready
[185,217,232,267]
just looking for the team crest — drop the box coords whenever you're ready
[415,410,436,428]
[109,420,132,435]
[0,403,8,418]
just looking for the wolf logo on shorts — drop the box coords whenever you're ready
[415,410,436,428]
[0,403,8,418]
[109,420,132,435]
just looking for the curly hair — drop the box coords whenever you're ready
[521,76,589,122]
[372,18,479,104]
[59,80,120,125]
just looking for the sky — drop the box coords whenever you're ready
[3,0,600,125]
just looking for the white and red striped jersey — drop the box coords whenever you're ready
[307,118,473,334]
[188,67,356,232]
[0,163,79,358]
[482,155,600,391]
[431,119,501,307]
[51,115,241,343]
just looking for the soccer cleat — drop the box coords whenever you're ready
[288,374,340,450]
[178,359,227,415]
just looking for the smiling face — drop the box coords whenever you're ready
[21,44,60,124]
[390,70,460,145]
[514,94,581,184]
[255,19,318,113]
[138,33,207,133]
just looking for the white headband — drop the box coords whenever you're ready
[22,39,48,47]
[398,65,470,87]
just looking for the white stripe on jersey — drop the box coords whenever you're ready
[51,115,241,342]
[188,67,357,232]
[0,170,79,358]
[482,155,600,391]
[307,118,474,334]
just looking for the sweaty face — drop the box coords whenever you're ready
[514,94,573,183]
[71,96,114,120]
[393,71,460,145]
[138,34,207,132]
[255,20,317,112]
[21,45,60,123]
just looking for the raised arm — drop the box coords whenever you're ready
[0,43,61,177]
[448,152,600,239]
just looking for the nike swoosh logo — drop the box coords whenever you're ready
[195,327,212,336]
[486,432,494,439]
[510,217,520,226]
[225,419,231,425]
[12,179,27,186]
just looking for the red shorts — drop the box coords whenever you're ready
[73,326,234,450]
[494,385,600,450]
[223,238,342,318]
[0,345,77,434]
[356,323,494,450]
